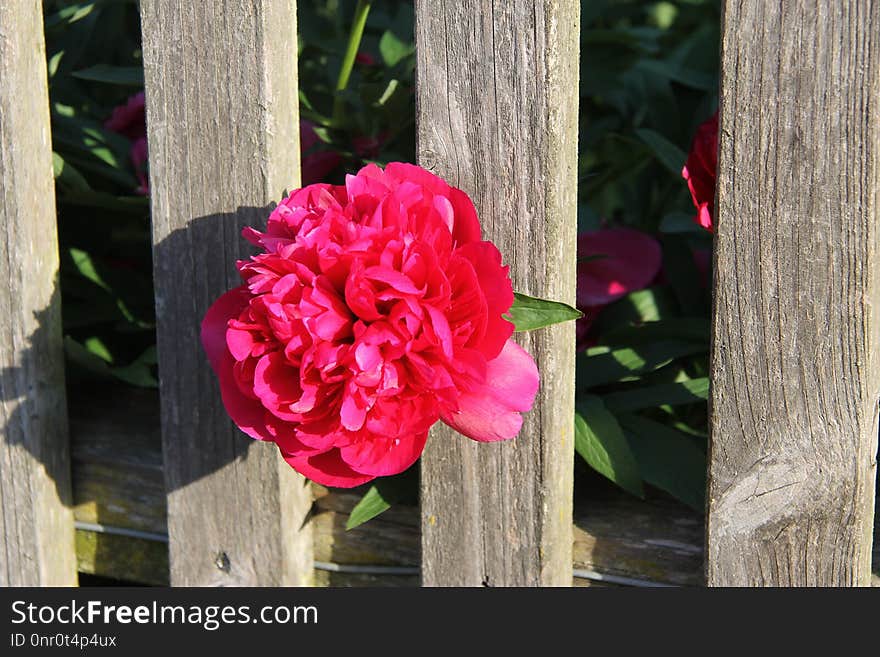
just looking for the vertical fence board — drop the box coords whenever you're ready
[416,0,579,586]
[0,0,76,585]
[140,1,313,585]
[707,0,879,586]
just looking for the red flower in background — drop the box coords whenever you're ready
[105,92,150,196]
[300,120,343,186]
[201,163,539,488]
[682,111,718,231]
[576,228,662,347]
[108,94,391,193]
[105,91,146,140]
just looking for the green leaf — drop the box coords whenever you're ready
[379,30,414,67]
[636,59,715,91]
[506,293,582,332]
[603,378,709,412]
[52,153,91,192]
[64,338,158,388]
[69,248,108,291]
[662,235,709,316]
[618,414,707,510]
[635,128,687,176]
[44,2,96,31]
[599,318,710,347]
[71,65,144,86]
[83,336,113,363]
[574,396,644,497]
[577,341,706,389]
[346,485,393,530]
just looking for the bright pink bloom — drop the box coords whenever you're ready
[201,163,539,487]
[682,111,719,231]
[300,120,342,186]
[576,228,662,347]
[105,92,146,141]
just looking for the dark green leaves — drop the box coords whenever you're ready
[72,65,144,86]
[506,293,582,332]
[635,128,688,175]
[575,396,644,498]
[577,341,707,389]
[603,378,709,412]
[618,415,707,511]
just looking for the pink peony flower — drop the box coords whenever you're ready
[201,162,539,488]
[105,91,146,141]
[576,228,662,348]
[682,111,719,232]
[106,92,150,194]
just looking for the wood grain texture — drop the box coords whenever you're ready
[415,0,579,586]
[0,0,76,586]
[140,0,313,586]
[707,0,880,586]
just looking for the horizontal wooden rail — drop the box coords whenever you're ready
[69,387,880,587]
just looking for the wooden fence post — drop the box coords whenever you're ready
[416,0,580,586]
[0,0,77,585]
[140,1,313,585]
[707,1,879,586]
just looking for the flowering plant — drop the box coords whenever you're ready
[201,163,577,487]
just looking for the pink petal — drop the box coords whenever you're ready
[339,431,429,477]
[449,187,481,246]
[282,448,376,488]
[441,339,539,442]
[577,228,662,307]
[200,287,280,442]
[455,241,514,359]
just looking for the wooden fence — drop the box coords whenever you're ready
[0,0,877,587]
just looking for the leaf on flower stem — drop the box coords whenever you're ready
[506,293,582,332]
[574,396,644,498]
[346,485,392,531]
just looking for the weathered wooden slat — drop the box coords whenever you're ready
[139,1,313,585]
[707,0,880,586]
[0,0,76,586]
[415,0,580,587]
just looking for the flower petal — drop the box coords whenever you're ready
[282,448,376,488]
[441,339,539,442]
[201,287,278,442]
[577,228,662,307]
[339,431,429,477]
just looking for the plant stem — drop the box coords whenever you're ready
[332,0,373,126]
